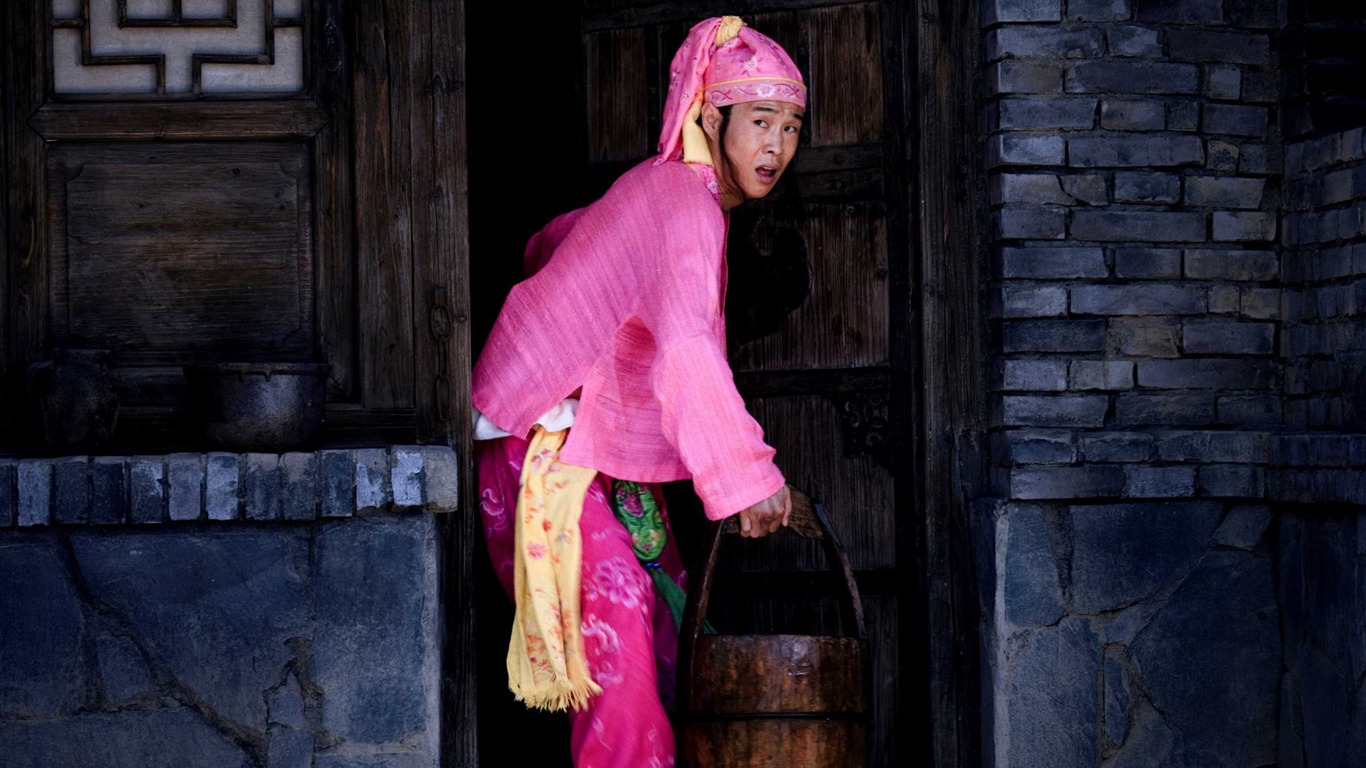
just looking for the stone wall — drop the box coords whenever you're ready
[980,0,1285,765]
[0,447,455,768]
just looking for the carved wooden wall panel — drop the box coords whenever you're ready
[48,142,313,362]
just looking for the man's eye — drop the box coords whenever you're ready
[784,125,798,133]
[754,120,768,128]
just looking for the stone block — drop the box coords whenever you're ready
[1012,466,1125,499]
[1001,284,1068,317]
[1002,504,1066,628]
[1067,61,1200,94]
[129,459,165,525]
[997,205,1068,239]
[1217,395,1281,426]
[1169,28,1270,65]
[267,675,306,729]
[986,26,1105,61]
[71,529,311,729]
[1081,432,1153,462]
[1204,103,1268,137]
[1212,504,1271,549]
[983,0,1063,23]
[315,755,429,768]
[279,452,319,521]
[1183,176,1265,209]
[268,727,315,768]
[391,447,425,511]
[0,460,14,527]
[1135,0,1222,22]
[0,540,86,718]
[17,460,52,527]
[1002,246,1108,278]
[1182,320,1274,354]
[1114,393,1216,426]
[1184,249,1278,280]
[1103,650,1131,747]
[1114,247,1180,278]
[355,449,392,514]
[1125,465,1196,497]
[91,457,129,526]
[1207,140,1240,171]
[166,453,204,522]
[1199,464,1265,497]
[1071,210,1206,242]
[1060,173,1108,205]
[1130,550,1279,767]
[993,173,1071,205]
[990,134,1067,167]
[1205,64,1242,100]
[1070,501,1221,611]
[52,457,90,526]
[1107,24,1162,57]
[1069,360,1134,390]
[1213,211,1277,242]
[205,453,242,522]
[1003,395,1108,427]
[321,450,356,518]
[1208,284,1241,314]
[999,96,1097,130]
[1240,287,1279,319]
[1113,173,1179,204]
[95,634,153,706]
[1003,360,1068,391]
[1069,135,1204,168]
[245,453,282,521]
[1227,0,1277,27]
[420,447,459,513]
[1005,430,1077,464]
[1166,100,1200,131]
[1002,619,1101,765]
[1003,319,1107,352]
[1137,359,1276,389]
[1100,99,1165,131]
[1157,430,1269,463]
[1067,0,1129,20]
[989,60,1064,95]
[0,707,253,768]
[314,517,440,747]
[1072,284,1206,315]
[1108,317,1181,357]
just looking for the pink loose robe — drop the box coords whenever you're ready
[472,158,785,519]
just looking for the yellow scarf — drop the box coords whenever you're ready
[506,426,601,711]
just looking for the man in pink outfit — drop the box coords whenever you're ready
[473,16,807,767]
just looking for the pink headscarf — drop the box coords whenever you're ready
[656,16,807,165]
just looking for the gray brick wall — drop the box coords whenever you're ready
[986,0,1282,506]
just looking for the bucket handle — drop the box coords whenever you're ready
[679,486,869,649]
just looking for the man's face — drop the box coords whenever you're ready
[717,100,804,200]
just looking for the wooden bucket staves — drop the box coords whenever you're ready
[677,488,871,768]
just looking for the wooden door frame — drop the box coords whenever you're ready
[888,1,988,766]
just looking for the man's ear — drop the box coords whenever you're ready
[700,101,723,142]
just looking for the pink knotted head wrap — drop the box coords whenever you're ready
[656,16,807,165]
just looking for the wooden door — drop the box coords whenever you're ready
[1,0,470,453]
[578,3,915,764]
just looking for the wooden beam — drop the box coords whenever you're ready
[582,0,870,32]
[29,101,329,140]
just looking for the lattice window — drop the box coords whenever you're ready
[51,0,305,96]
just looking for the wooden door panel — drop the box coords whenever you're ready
[807,2,884,147]
[49,142,313,362]
[586,28,649,163]
[732,204,889,371]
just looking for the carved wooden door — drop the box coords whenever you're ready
[577,3,915,765]
[2,0,470,452]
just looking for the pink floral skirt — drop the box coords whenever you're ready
[477,433,687,768]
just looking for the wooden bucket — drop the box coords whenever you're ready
[677,489,871,768]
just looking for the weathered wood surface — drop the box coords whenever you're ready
[48,143,313,360]
[586,28,648,162]
[352,0,416,410]
[687,634,868,714]
[683,719,868,768]
[909,0,987,766]
[314,0,356,401]
[8,3,46,371]
[808,3,883,147]
[29,102,328,140]
[582,0,870,31]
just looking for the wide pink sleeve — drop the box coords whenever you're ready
[640,185,785,520]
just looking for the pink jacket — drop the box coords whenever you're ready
[471,158,785,520]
